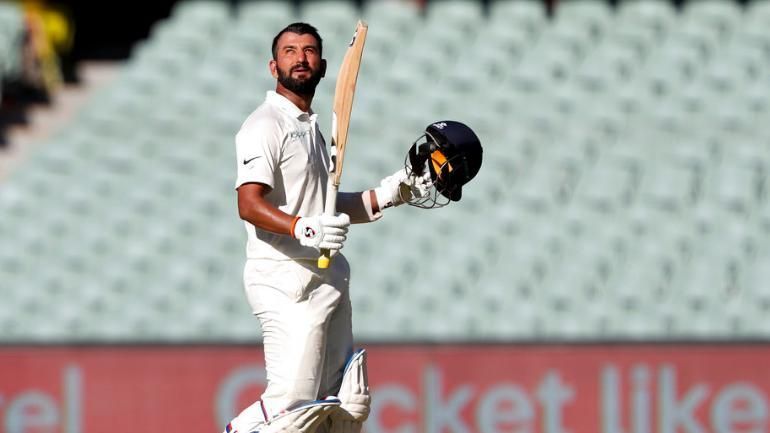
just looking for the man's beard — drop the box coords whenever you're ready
[277,64,323,96]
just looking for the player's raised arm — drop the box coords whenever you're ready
[335,169,432,224]
[336,120,483,223]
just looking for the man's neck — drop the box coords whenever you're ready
[276,86,313,113]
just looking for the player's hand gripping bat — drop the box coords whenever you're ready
[318,20,368,269]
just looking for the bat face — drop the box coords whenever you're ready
[318,20,368,269]
[328,20,368,185]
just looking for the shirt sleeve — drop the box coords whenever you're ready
[234,118,283,190]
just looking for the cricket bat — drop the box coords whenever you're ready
[318,20,368,269]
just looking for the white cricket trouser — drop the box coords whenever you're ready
[243,255,353,418]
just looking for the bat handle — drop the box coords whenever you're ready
[318,251,331,269]
[318,183,339,269]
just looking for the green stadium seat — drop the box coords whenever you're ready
[668,20,724,61]
[488,0,547,38]
[238,0,295,23]
[702,100,754,135]
[669,298,743,338]
[576,42,640,89]
[524,38,580,82]
[172,1,231,19]
[145,21,222,59]
[361,0,420,51]
[663,135,716,172]
[604,303,671,339]
[724,41,766,82]
[734,21,770,62]
[710,166,760,214]
[359,27,407,71]
[472,274,544,339]
[505,63,543,95]
[546,299,612,339]
[638,163,698,211]
[554,0,613,44]
[362,0,419,22]
[743,248,770,301]
[616,0,676,36]
[544,20,598,60]
[747,0,770,19]
[682,0,743,36]
[558,0,613,22]
[610,257,670,311]
[299,0,359,44]
[425,0,483,38]
[574,165,634,212]
[672,251,738,312]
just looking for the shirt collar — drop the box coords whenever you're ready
[266,90,315,121]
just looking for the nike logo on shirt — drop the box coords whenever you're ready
[243,156,261,165]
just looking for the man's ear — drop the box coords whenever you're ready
[269,59,278,79]
[320,59,327,78]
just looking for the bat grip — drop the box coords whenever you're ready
[318,183,340,269]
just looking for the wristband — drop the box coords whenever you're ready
[290,216,301,238]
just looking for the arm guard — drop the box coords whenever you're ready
[336,191,383,224]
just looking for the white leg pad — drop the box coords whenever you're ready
[329,417,363,433]
[262,399,341,433]
[329,349,370,432]
[225,400,268,433]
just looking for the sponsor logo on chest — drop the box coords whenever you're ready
[289,130,310,139]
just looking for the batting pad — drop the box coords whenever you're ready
[329,349,370,433]
[262,398,341,433]
[224,400,269,433]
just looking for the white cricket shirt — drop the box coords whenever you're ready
[235,91,330,260]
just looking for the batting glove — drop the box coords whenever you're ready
[292,213,350,253]
[375,168,433,209]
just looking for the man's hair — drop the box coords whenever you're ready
[271,22,323,60]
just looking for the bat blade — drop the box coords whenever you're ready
[330,20,368,187]
[319,20,368,269]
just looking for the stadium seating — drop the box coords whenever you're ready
[1,0,769,342]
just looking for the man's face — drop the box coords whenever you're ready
[270,32,325,96]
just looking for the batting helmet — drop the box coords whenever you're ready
[405,120,483,208]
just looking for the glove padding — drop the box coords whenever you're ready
[375,168,433,209]
[293,213,350,253]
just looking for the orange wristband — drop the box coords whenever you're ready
[289,216,301,238]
